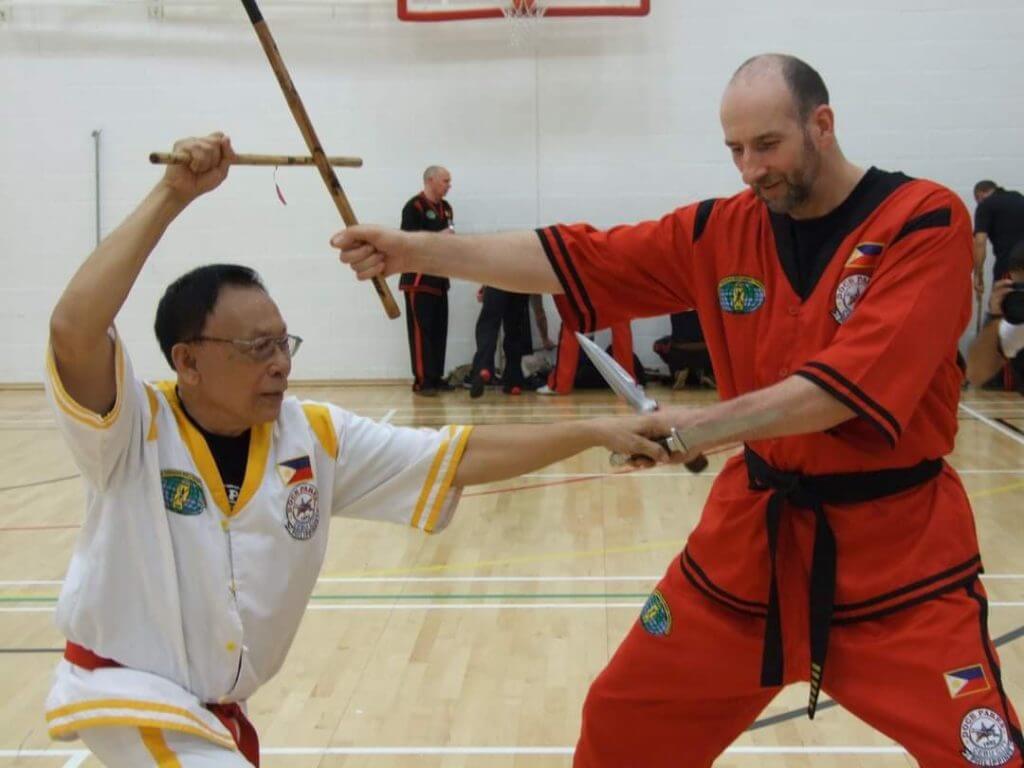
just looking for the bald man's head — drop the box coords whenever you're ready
[731,54,829,122]
[422,166,452,201]
[721,54,838,216]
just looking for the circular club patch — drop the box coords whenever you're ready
[831,274,870,324]
[961,708,1016,766]
[639,590,672,637]
[284,483,319,541]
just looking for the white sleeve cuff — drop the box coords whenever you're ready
[998,320,1024,359]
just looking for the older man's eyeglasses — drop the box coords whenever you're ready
[190,334,303,362]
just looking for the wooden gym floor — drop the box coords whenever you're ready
[0,383,1021,767]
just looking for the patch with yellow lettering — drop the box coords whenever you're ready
[718,276,766,315]
[640,590,672,637]
[161,471,206,516]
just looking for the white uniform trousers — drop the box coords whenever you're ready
[80,726,253,767]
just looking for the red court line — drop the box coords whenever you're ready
[464,473,628,498]
[0,446,742,529]
[464,445,740,498]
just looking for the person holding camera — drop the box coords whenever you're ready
[973,180,1024,298]
[967,241,1024,388]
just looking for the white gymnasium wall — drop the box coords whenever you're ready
[1,0,1022,382]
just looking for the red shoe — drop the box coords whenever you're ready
[505,386,522,396]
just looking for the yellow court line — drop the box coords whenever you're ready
[326,538,688,578]
[327,479,1024,579]
[969,480,1024,499]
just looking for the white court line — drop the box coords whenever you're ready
[959,409,1024,414]
[311,602,647,611]
[960,403,1024,448]
[316,576,654,583]
[3,602,1024,614]
[3,467,1020,500]
[261,600,1024,610]
[0,607,54,613]
[315,574,1024,585]
[60,752,89,768]
[955,468,1024,474]
[260,745,906,756]
[2,574,1024,587]
[0,573,1019,585]
[516,468,1024,478]
[380,408,396,424]
[0,745,909,758]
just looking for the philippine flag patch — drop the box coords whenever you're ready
[945,664,991,699]
[844,242,884,269]
[278,456,314,486]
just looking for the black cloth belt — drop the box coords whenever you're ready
[743,446,943,718]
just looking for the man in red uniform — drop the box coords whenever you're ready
[334,54,1021,767]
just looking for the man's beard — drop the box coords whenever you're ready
[755,173,813,213]
[753,137,820,214]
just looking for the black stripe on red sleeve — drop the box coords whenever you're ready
[535,226,597,332]
[892,207,952,245]
[793,369,897,448]
[536,228,588,333]
[548,226,598,332]
[801,361,902,439]
[693,198,718,243]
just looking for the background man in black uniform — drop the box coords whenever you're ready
[973,180,1024,297]
[967,242,1024,391]
[468,285,529,399]
[399,166,454,396]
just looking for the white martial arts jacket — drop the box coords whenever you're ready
[43,333,472,747]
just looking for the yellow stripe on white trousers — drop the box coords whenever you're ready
[140,728,184,768]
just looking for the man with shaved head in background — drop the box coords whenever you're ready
[336,55,1022,766]
[399,165,454,396]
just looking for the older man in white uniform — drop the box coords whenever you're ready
[44,133,670,766]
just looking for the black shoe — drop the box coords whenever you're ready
[413,385,438,398]
[436,381,455,392]
[470,369,491,399]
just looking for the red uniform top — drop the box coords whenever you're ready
[537,169,979,638]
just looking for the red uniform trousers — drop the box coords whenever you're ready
[402,288,448,391]
[574,553,1023,768]
[548,294,635,394]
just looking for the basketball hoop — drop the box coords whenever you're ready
[503,0,546,47]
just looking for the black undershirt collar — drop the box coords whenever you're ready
[768,167,912,301]
[176,388,251,509]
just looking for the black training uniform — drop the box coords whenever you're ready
[399,193,454,392]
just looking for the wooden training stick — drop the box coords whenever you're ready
[239,0,401,319]
[151,152,363,168]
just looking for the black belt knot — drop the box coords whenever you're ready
[744,446,942,719]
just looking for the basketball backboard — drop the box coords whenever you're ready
[397,0,649,22]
